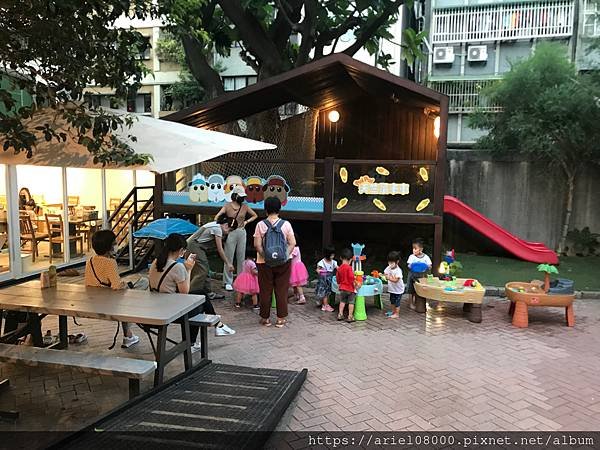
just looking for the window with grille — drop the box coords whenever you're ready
[429,79,502,113]
[584,0,600,36]
[432,1,574,44]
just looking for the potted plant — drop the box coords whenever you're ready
[537,264,559,292]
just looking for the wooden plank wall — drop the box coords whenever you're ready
[315,98,438,161]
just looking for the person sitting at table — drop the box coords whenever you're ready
[149,233,235,351]
[85,229,148,348]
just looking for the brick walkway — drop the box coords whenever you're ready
[1,281,600,438]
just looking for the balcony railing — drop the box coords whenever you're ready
[428,79,502,113]
[432,1,574,44]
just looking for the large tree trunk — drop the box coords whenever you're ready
[557,171,575,255]
[181,35,224,101]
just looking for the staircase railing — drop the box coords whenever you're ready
[108,186,155,273]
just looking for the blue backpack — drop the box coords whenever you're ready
[262,219,288,267]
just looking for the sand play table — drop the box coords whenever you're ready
[414,277,485,323]
[505,281,575,328]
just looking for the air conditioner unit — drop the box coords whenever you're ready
[468,45,488,62]
[433,47,454,64]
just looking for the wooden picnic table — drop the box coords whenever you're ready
[0,281,204,386]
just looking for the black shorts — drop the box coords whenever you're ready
[338,291,356,305]
[406,270,428,294]
[389,293,403,307]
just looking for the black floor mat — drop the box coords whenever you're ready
[52,363,307,450]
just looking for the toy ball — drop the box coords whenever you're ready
[411,261,429,273]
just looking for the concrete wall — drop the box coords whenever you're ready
[446,150,600,250]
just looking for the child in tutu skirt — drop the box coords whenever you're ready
[233,249,259,310]
[289,235,309,304]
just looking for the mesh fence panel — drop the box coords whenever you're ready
[175,105,320,196]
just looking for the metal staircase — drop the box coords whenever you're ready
[108,186,155,273]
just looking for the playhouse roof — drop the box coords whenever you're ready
[164,54,446,129]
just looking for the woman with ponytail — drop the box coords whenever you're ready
[149,233,235,352]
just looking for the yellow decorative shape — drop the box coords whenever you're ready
[373,198,387,211]
[416,198,431,211]
[336,197,348,210]
[419,167,429,182]
[352,175,375,187]
[376,166,390,176]
[339,167,348,183]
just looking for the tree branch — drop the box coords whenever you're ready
[218,0,287,75]
[181,34,224,100]
[342,0,404,57]
[296,0,317,66]
[270,0,303,52]
[273,0,301,32]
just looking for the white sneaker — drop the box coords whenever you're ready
[215,324,236,336]
[121,334,140,348]
[224,284,233,291]
[192,342,202,353]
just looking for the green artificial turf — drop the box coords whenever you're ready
[456,254,600,291]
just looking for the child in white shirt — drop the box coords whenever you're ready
[384,251,405,319]
[406,238,432,310]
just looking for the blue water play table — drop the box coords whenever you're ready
[331,276,384,320]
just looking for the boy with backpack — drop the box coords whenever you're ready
[253,197,296,328]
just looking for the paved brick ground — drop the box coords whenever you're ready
[1,279,600,438]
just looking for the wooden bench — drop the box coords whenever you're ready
[0,343,156,400]
[189,314,220,359]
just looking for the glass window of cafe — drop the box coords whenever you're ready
[0,165,10,276]
[66,168,103,261]
[6,165,153,278]
[16,165,66,273]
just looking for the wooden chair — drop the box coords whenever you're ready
[78,206,99,251]
[45,214,84,262]
[19,212,49,262]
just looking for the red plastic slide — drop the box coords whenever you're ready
[443,195,559,264]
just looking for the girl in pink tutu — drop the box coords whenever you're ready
[289,235,309,304]
[233,249,259,310]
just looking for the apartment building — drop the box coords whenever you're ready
[426,0,597,145]
[84,17,257,118]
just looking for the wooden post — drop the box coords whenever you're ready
[153,172,164,218]
[432,96,449,276]
[433,221,443,276]
[322,157,334,247]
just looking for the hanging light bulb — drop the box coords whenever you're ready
[328,110,340,123]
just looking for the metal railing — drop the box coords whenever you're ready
[428,79,502,113]
[108,186,155,272]
[432,1,574,44]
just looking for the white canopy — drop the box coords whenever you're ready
[0,108,275,173]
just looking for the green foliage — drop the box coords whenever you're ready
[537,264,559,275]
[448,260,463,277]
[0,0,153,165]
[470,43,600,171]
[166,74,205,110]
[566,227,600,256]
[470,43,600,253]
[160,0,411,95]
[400,29,427,67]
[156,33,186,65]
